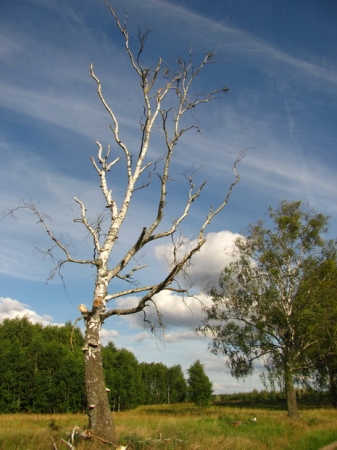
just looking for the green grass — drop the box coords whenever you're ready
[0,404,337,449]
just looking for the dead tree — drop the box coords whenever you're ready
[5,1,245,443]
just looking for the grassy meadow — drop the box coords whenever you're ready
[1,403,337,450]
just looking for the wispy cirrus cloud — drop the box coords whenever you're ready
[129,0,337,89]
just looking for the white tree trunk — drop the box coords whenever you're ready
[7,2,244,442]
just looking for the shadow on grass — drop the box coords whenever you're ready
[140,399,333,416]
[213,399,332,411]
[287,430,337,450]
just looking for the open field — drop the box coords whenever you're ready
[1,403,337,450]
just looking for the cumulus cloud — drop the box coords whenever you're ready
[116,291,212,330]
[134,329,204,344]
[0,296,55,326]
[111,230,241,331]
[100,328,119,342]
[101,328,118,340]
[0,297,120,343]
[154,230,242,290]
[134,331,149,343]
[162,329,203,343]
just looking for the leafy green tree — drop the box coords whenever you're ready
[167,365,187,404]
[103,343,144,410]
[0,339,12,410]
[0,317,40,411]
[199,201,330,418]
[0,317,85,413]
[26,322,85,413]
[298,244,337,407]
[140,362,168,404]
[138,362,188,405]
[187,360,213,406]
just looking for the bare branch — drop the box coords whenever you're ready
[115,263,148,282]
[4,200,96,278]
[199,149,248,236]
[60,438,75,450]
[104,0,143,76]
[6,3,246,439]
[73,197,101,253]
[90,64,132,167]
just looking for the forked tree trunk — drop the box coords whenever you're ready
[284,366,299,419]
[84,315,115,442]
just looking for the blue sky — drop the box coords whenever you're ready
[1,0,337,394]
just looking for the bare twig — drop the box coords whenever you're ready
[60,438,75,449]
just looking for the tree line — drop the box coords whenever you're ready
[0,317,212,413]
[2,202,337,420]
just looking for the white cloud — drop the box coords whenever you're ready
[134,331,149,343]
[0,296,55,326]
[154,230,242,290]
[134,328,203,344]
[105,230,242,332]
[0,297,119,344]
[115,291,212,330]
[100,327,119,342]
[162,329,202,343]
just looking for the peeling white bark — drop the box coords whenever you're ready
[6,2,244,443]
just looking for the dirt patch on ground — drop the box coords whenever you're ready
[320,443,337,450]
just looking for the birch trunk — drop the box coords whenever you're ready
[6,2,244,442]
[84,321,114,441]
[83,271,115,442]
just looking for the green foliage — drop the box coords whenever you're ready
[297,241,337,406]
[139,362,187,405]
[103,343,145,410]
[215,387,330,408]
[187,360,213,406]
[200,200,332,417]
[140,362,168,405]
[167,365,188,403]
[0,317,85,413]
[0,317,188,413]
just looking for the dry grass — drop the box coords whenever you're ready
[1,404,337,449]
